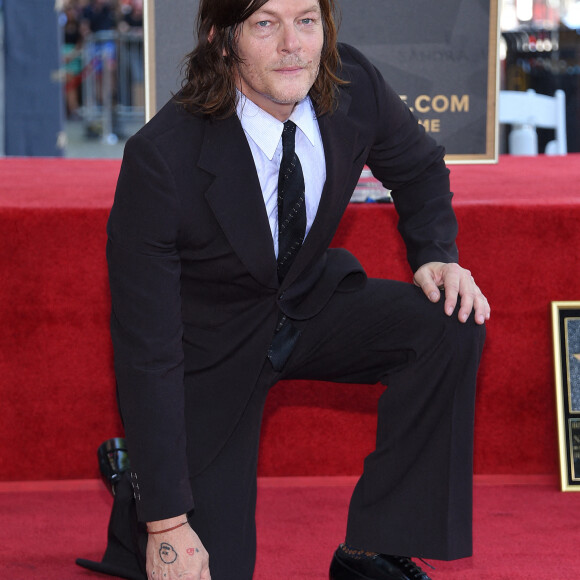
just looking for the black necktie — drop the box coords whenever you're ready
[277,120,306,283]
[268,121,306,371]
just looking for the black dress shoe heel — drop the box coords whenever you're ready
[330,545,432,580]
[77,439,145,579]
[98,437,131,496]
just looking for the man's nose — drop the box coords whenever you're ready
[279,23,301,53]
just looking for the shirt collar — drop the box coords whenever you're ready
[236,91,318,161]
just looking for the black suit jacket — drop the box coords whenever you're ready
[107,43,458,522]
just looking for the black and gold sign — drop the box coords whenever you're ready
[337,0,499,163]
[551,302,580,491]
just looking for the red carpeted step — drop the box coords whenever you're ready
[2,156,580,481]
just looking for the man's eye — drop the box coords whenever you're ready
[301,18,313,24]
[257,20,270,27]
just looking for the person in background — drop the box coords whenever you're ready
[62,3,84,118]
[119,0,143,30]
[118,0,144,109]
[81,0,118,33]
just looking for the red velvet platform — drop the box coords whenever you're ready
[1,155,579,482]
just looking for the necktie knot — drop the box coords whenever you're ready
[282,120,296,139]
[282,121,297,157]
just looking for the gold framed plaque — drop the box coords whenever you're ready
[551,301,580,491]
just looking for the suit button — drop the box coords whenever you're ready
[279,293,284,300]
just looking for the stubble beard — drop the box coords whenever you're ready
[271,59,321,105]
[239,53,321,107]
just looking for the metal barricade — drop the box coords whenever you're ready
[80,29,145,144]
[117,29,145,116]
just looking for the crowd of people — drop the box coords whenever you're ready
[60,0,144,119]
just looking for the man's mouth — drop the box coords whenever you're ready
[273,59,309,73]
[275,66,304,73]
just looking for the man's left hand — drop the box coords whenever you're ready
[413,262,490,325]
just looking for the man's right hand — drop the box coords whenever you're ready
[146,515,210,580]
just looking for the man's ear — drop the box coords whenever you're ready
[208,26,228,57]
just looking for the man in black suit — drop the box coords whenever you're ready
[82,0,489,578]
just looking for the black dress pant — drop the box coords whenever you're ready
[96,278,485,579]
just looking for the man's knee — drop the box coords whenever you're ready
[410,292,486,364]
[441,302,487,365]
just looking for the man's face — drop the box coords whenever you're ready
[234,0,324,121]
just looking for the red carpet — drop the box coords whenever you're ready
[1,476,579,579]
[1,155,580,482]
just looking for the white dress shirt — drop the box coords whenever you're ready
[236,92,326,258]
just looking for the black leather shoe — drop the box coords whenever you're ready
[98,437,131,496]
[329,545,432,580]
[76,470,147,579]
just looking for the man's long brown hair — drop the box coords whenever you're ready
[176,0,346,118]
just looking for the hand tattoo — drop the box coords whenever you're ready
[186,547,200,556]
[159,542,177,564]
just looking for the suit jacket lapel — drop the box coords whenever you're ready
[198,91,362,293]
[199,115,279,289]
